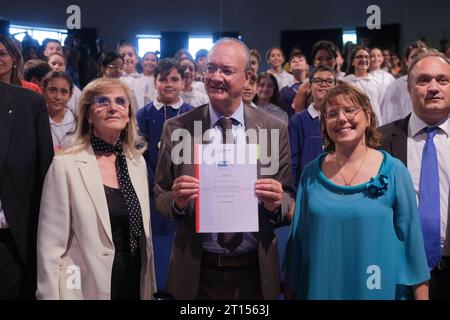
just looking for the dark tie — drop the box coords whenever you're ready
[418,127,441,270]
[216,117,243,252]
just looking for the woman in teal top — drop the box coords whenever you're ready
[286,82,430,300]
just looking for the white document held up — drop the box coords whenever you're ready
[195,144,259,233]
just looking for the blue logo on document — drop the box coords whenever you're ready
[217,160,230,168]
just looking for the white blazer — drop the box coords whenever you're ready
[36,144,156,300]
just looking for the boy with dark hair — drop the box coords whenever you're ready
[136,58,194,236]
[22,59,52,89]
[280,52,309,118]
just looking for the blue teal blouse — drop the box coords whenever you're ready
[286,150,430,299]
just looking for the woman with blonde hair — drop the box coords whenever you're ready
[286,82,429,299]
[37,78,156,299]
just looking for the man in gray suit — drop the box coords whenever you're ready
[154,38,293,299]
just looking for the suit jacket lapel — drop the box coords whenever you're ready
[76,145,113,244]
[390,115,410,166]
[0,84,16,173]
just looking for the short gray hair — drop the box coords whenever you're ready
[208,37,251,71]
[407,49,450,87]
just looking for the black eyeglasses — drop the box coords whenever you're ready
[311,78,336,86]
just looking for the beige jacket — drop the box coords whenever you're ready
[36,144,156,299]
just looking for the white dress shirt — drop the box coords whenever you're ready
[407,111,450,256]
[0,199,9,229]
[381,75,413,124]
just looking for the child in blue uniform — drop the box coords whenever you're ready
[136,58,194,236]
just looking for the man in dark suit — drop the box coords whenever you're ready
[380,51,450,299]
[0,82,53,299]
[154,38,293,300]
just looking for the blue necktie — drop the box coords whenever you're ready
[418,127,441,271]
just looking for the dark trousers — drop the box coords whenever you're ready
[430,257,450,300]
[0,229,26,299]
[196,253,263,300]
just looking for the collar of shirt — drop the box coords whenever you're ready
[121,72,142,79]
[209,101,245,128]
[409,110,450,138]
[49,108,75,126]
[153,97,184,111]
[307,103,320,119]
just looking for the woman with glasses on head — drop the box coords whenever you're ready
[285,82,429,300]
[343,45,383,125]
[289,66,336,189]
[42,71,77,154]
[37,78,156,300]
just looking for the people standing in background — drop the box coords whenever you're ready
[280,51,309,118]
[180,58,209,107]
[195,49,208,82]
[133,51,159,109]
[22,59,51,89]
[249,49,261,75]
[369,47,395,99]
[42,71,77,153]
[242,72,258,108]
[293,40,341,113]
[266,47,295,90]
[119,42,142,86]
[343,45,383,125]
[47,52,82,115]
[136,58,193,236]
[42,38,63,59]
[0,35,42,94]
[381,41,428,124]
[289,65,336,188]
[253,72,289,124]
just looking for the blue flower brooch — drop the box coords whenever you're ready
[365,174,389,199]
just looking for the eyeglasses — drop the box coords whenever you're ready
[107,64,124,70]
[92,95,129,111]
[205,64,243,77]
[46,87,70,96]
[324,106,362,121]
[311,78,336,86]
